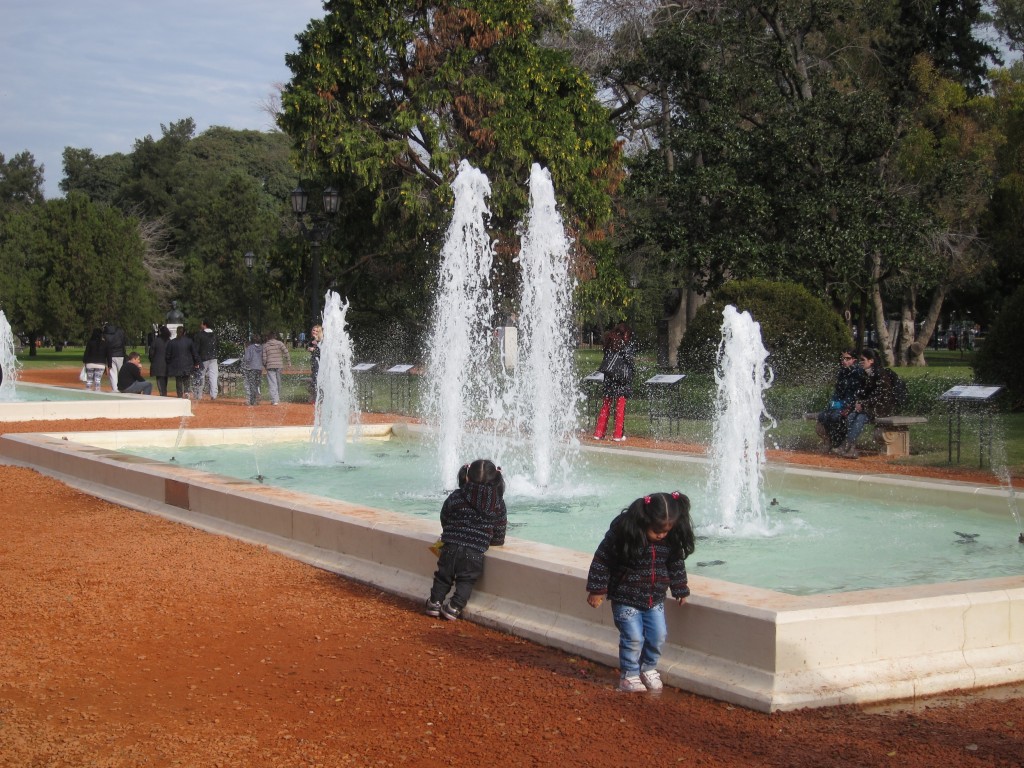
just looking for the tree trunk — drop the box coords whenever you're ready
[869,251,895,367]
[908,286,948,366]
[897,287,917,367]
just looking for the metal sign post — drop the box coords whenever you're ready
[352,363,377,412]
[938,385,1004,467]
[385,364,415,415]
[645,373,687,435]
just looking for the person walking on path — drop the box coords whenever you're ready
[116,352,153,395]
[102,322,126,392]
[194,319,219,400]
[425,459,507,621]
[261,332,291,406]
[82,328,110,392]
[586,491,694,693]
[166,326,199,399]
[242,335,264,406]
[593,323,637,442]
[148,325,171,396]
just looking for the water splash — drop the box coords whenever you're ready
[311,291,359,463]
[705,305,775,533]
[0,309,20,401]
[985,418,1023,543]
[509,164,581,487]
[422,161,499,485]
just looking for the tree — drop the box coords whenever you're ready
[277,0,622,332]
[0,194,156,348]
[60,148,131,205]
[876,58,1002,366]
[0,150,45,208]
[585,1,908,363]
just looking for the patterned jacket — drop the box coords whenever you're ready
[439,482,507,553]
[586,522,689,610]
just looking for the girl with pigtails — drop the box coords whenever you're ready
[586,491,695,692]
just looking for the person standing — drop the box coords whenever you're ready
[814,348,863,452]
[116,352,153,395]
[82,328,109,392]
[148,325,171,396]
[261,331,291,406]
[242,335,264,406]
[593,323,637,442]
[166,326,198,399]
[102,322,126,392]
[424,459,507,621]
[194,319,219,400]
[307,324,323,403]
[586,491,695,693]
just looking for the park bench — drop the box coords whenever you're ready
[802,412,928,458]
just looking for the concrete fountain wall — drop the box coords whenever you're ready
[0,383,191,421]
[1,424,1022,712]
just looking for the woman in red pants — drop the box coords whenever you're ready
[593,323,636,442]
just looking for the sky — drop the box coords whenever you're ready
[0,0,325,199]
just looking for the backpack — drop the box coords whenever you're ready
[877,368,908,415]
[599,351,630,383]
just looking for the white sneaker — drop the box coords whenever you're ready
[639,669,663,690]
[617,674,646,693]
[612,436,626,442]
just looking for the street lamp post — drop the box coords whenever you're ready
[290,185,341,328]
[243,250,260,339]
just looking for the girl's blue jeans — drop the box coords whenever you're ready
[612,602,667,676]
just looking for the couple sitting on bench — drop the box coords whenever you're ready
[817,348,906,459]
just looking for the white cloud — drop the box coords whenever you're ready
[0,0,324,197]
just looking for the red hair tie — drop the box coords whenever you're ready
[643,495,652,505]
[671,491,681,500]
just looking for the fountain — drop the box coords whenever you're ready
[2,159,1022,711]
[422,161,581,488]
[422,161,498,485]
[705,305,775,533]
[0,309,20,400]
[508,164,581,487]
[311,291,358,463]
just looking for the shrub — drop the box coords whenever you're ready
[678,279,852,384]
[972,284,1024,409]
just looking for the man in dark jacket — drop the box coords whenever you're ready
[166,327,198,399]
[102,322,126,392]
[116,352,153,395]
[194,319,219,400]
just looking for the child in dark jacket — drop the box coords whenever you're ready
[586,491,695,692]
[425,459,507,621]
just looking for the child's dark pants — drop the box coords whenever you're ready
[429,544,484,610]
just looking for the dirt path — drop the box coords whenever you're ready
[1,368,1022,766]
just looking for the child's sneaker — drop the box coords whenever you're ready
[617,674,646,692]
[424,598,442,617]
[440,602,461,621]
[639,669,663,690]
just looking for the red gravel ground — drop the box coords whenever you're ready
[1,368,1022,767]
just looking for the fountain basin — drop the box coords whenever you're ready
[0,383,192,421]
[1,424,1021,712]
